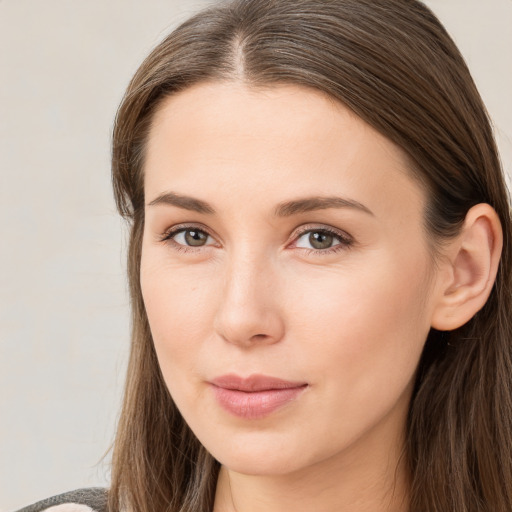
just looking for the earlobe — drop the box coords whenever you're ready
[431,203,503,331]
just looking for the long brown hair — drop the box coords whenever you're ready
[109,1,512,511]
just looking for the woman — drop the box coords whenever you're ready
[19,0,512,511]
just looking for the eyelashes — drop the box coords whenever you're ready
[159,224,217,253]
[159,223,354,256]
[293,227,352,253]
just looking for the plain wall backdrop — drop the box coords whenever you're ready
[0,1,510,510]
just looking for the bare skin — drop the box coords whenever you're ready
[140,82,502,512]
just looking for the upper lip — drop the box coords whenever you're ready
[210,374,308,392]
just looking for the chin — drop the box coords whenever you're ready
[202,429,318,477]
[218,452,304,477]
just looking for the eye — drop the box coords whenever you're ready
[294,227,352,252]
[162,226,215,248]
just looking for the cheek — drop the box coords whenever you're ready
[307,245,429,333]
[140,252,219,380]
[288,249,433,399]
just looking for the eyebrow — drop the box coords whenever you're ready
[275,196,374,217]
[148,192,215,214]
[147,191,374,217]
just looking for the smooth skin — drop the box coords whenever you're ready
[140,82,502,512]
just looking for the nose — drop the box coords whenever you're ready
[213,251,285,348]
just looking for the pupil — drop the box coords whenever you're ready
[309,231,333,249]
[185,230,207,246]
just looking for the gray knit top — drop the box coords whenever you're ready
[14,489,107,512]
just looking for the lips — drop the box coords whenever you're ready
[209,374,308,419]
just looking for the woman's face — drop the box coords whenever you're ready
[141,82,441,477]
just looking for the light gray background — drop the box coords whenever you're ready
[0,1,510,510]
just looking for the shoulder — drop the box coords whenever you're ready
[13,488,108,512]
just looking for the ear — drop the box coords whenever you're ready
[430,203,503,331]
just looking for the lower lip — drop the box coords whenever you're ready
[210,385,307,419]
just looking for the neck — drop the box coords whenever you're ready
[213,413,410,512]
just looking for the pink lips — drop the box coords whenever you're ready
[209,374,308,419]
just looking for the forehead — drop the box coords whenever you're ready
[144,81,425,222]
